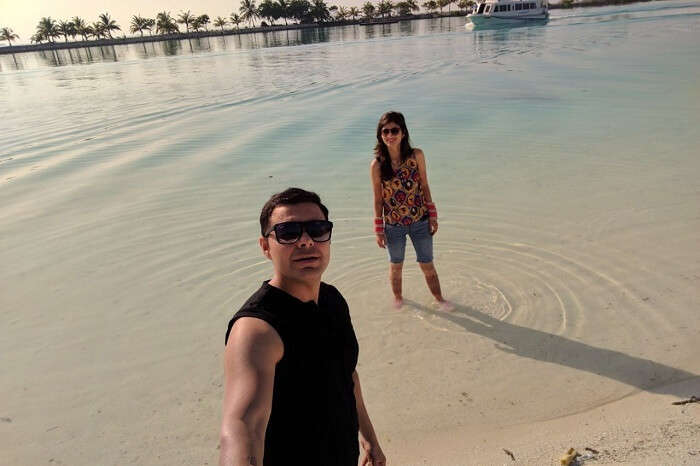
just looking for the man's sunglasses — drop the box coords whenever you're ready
[265,220,333,244]
[382,127,401,136]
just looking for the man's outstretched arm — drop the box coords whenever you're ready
[353,370,386,466]
[219,318,283,466]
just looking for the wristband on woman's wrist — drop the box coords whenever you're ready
[374,217,385,234]
[426,202,437,219]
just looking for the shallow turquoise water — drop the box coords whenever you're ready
[1,2,699,464]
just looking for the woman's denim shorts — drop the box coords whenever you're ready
[385,218,433,264]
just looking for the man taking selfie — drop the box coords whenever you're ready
[219,188,386,466]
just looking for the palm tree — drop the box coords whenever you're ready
[422,0,438,12]
[240,0,260,27]
[288,0,312,22]
[259,0,278,24]
[363,2,376,18]
[336,6,350,20]
[144,18,156,35]
[56,20,75,42]
[36,17,58,44]
[71,16,89,41]
[214,16,228,33]
[31,32,45,44]
[91,22,106,39]
[130,15,148,37]
[348,7,360,19]
[378,0,394,17]
[310,0,331,22]
[0,27,20,46]
[406,0,420,12]
[177,10,196,32]
[82,25,94,40]
[156,12,179,34]
[230,13,243,29]
[457,0,474,11]
[276,0,290,25]
[197,14,211,30]
[98,13,121,38]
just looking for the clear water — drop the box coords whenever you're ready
[1,2,699,464]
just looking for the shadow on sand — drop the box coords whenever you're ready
[406,300,698,398]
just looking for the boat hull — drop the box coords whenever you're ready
[467,13,548,28]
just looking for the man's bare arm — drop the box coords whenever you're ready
[353,370,386,466]
[219,317,283,466]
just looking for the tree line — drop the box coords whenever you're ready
[1,0,475,46]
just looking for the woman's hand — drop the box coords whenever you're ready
[429,218,438,236]
[376,232,386,248]
[360,440,386,466]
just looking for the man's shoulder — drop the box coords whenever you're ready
[226,282,280,345]
[321,281,345,301]
[238,282,271,313]
[321,282,351,318]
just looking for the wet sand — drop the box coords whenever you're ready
[2,4,700,463]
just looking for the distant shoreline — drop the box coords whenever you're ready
[0,0,663,56]
[0,13,458,56]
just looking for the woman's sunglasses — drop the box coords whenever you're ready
[265,220,333,244]
[382,127,401,136]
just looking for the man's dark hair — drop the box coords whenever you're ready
[260,187,329,236]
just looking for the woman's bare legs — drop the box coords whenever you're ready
[389,262,403,308]
[419,262,453,310]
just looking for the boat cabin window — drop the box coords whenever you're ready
[515,3,522,9]
[530,2,536,7]
[523,3,530,9]
[508,5,512,10]
[477,3,486,12]
[485,5,491,12]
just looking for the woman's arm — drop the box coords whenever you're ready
[414,149,438,235]
[353,370,386,466]
[414,149,433,203]
[370,159,386,248]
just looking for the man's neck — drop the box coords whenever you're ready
[269,274,321,303]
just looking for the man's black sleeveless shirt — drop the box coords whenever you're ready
[225,281,360,466]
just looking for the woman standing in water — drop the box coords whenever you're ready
[370,111,452,310]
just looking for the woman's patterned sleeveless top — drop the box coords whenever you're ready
[381,154,427,226]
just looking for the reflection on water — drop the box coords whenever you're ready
[0,18,467,71]
[35,45,121,67]
[3,0,693,72]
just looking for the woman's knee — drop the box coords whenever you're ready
[390,262,404,272]
[419,262,437,277]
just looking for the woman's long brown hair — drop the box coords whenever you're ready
[374,111,414,181]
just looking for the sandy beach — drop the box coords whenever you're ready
[393,378,700,464]
[2,3,700,464]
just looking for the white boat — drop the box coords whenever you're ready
[467,0,549,27]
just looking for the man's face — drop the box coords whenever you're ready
[260,202,331,283]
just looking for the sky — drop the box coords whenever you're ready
[0,0,370,45]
